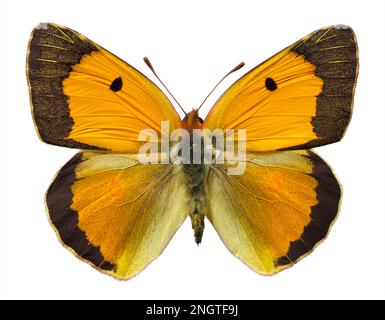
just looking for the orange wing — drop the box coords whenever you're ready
[27,23,180,152]
[206,150,341,274]
[46,151,189,279]
[203,25,358,151]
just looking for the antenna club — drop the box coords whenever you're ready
[143,57,155,73]
[196,61,245,112]
[143,56,187,116]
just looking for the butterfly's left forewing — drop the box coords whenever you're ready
[27,23,181,153]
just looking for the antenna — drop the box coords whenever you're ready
[143,57,187,116]
[196,62,245,112]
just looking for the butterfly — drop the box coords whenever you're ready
[27,23,358,279]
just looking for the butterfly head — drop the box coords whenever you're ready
[181,109,203,131]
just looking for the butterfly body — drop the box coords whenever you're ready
[27,23,358,279]
[181,110,207,244]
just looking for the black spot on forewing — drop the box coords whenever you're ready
[265,77,277,91]
[110,77,123,92]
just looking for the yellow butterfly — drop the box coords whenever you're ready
[27,23,358,279]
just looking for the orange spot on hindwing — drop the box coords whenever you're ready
[265,172,284,196]
[107,178,124,199]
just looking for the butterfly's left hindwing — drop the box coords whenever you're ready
[206,150,340,275]
[46,151,189,279]
[27,23,181,153]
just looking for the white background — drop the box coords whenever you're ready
[1,0,384,300]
